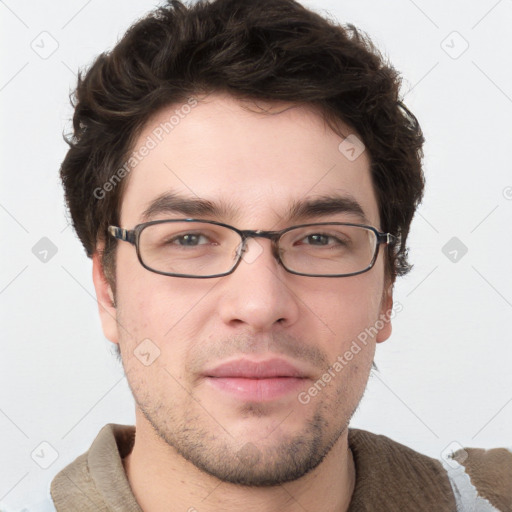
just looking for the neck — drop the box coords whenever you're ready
[123,411,356,512]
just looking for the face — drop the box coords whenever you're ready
[94,92,393,485]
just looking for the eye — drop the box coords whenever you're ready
[170,233,211,246]
[298,233,348,247]
[304,234,332,246]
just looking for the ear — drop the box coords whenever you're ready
[92,250,119,345]
[376,283,393,343]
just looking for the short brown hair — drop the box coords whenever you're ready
[61,0,424,284]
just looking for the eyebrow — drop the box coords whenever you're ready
[141,192,239,222]
[284,195,368,224]
[140,192,368,224]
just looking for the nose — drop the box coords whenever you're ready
[217,238,300,332]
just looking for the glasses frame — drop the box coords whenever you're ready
[108,218,395,279]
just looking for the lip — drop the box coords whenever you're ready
[203,358,310,402]
[205,358,308,379]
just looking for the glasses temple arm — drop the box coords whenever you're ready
[108,226,136,244]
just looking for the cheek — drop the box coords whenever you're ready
[114,257,214,354]
[304,273,385,379]
[310,271,385,331]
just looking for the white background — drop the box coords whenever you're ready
[1,0,511,508]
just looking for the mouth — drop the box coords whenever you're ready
[203,358,310,402]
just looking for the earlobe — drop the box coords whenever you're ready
[376,284,393,343]
[92,251,119,344]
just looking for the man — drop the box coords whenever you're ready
[47,0,511,510]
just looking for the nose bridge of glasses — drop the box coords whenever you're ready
[237,230,282,262]
[240,229,281,240]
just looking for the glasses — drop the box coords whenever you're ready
[108,219,394,278]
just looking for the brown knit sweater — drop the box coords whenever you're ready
[49,424,512,511]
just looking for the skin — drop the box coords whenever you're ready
[92,92,393,512]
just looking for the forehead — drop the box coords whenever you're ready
[120,93,379,228]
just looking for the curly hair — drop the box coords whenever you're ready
[61,0,425,285]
